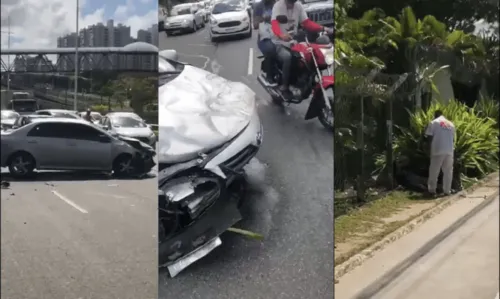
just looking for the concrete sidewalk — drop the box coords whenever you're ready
[335,175,499,299]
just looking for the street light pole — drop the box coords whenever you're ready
[74,0,79,111]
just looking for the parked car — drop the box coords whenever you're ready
[35,109,80,119]
[164,3,205,36]
[196,1,211,22]
[0,118,156,178]
[158,50,262,277]
[1,110,20,130]
[209,0,252,42]
[99,112,156,147]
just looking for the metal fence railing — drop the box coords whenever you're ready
[335,65,413,204]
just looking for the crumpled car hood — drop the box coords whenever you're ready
[158,65,256,164]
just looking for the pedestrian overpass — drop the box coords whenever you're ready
[0,42,158,110]
[0,42,158,73]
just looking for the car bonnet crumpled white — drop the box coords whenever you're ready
[159,65,256,164]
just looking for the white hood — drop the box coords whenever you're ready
[211,11,248,22]
[159,65,256,164]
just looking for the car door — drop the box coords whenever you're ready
[65,123,113,170]
[25,122,70,169]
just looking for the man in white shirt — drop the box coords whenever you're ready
[425,110,456,196]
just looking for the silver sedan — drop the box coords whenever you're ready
[0,118,142,178]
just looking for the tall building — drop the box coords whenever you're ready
[56,33,77,71]
[56,20,156,71]
[136,28,155,70]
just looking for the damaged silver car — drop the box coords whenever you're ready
[158,50,263,277]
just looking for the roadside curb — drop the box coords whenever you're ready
[334,172,499,280]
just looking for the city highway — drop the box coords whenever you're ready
[1,166,158,299]
[336,195,500,299]
[159,28,334,299]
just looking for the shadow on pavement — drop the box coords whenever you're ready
[0,170,156,183]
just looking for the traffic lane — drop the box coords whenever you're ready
[373,197,499,299]
[159,30,334,299]
[160,155,333,299]
[160,26,257,80]
[1,176,157,299]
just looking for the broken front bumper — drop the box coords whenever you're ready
[159,191,242,277]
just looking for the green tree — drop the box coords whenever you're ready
[347,0,499,33]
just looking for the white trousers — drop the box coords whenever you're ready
[428,154,454,194]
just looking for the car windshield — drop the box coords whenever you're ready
[212,0,244,14]
[11,100,37,113]
[172,7,192,15]
[110,116,147,128]
[1,111,19,119]
[91,113,102,121]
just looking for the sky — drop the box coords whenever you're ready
[0,0,157,50]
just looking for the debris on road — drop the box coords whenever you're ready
[227,227,264,240]
[1,181,10,189]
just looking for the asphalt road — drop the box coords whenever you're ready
[1,168,157,299]
[159,26,334,299]
[373,196,500,299]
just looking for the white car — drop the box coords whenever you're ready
[209,0,252,42]
[0,118,155,178]
[164,4,205,36]
[158,50,262,276]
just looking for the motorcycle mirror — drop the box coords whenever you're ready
[276,15,288,24]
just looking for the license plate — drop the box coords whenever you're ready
[164,227,216,265]
[167,237,222,277]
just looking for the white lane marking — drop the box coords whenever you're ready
[187,44,213,47]
[494,292,499,299]
[247,47,254,75]
[87,191,128,199]
[51,190,88,214]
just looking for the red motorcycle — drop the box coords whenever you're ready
[257,23,334,131]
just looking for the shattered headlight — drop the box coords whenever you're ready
[162,174,222,220]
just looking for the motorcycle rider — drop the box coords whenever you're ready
[271,0,333,100]
[254,0,277,85]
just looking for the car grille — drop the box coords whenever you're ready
[307,10,334,24]
[219,21,241,28]
[220,145,258,176]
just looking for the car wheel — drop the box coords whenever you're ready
[245,28,252,38]
[113,154,134,177]
[8,151,36,178]
[192,21,197,32]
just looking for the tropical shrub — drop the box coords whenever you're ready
[376,100,499,182]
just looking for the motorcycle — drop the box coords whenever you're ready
[257,15,334,131]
